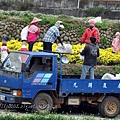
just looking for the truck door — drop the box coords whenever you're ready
[0,52,29,88]
[22,56,58,99]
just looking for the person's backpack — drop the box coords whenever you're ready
[20,26,29,41]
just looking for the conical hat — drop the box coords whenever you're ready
[30,17,42,24]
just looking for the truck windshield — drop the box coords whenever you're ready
[2,52,29,73]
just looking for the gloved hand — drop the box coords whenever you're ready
[62,44,65,49]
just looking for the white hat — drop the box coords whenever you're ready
[30,17,42,24]
[55,21,64,29]
[115,32,120,36]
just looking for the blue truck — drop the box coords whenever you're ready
[0,51,120,118]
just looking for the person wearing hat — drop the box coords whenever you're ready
[43,21,65,52]
[20,40,28,51]
[27,17,42,51]
[80,36,99,79]
[112,32,120,53]
[80,19,100,44]
[19,40,29,63]
[0,35,10,63]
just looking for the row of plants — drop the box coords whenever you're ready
[2,40,120,66]
[0,113,75,120]
[0,112,117,120]
[0,10,119,34]
[61,64,120,76]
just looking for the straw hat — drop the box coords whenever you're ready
[30,17,42,24]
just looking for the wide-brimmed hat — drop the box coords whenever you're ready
[55,21,64,29]
[88,19,95,24]
[115,32,120,36]
[30,17,42,24]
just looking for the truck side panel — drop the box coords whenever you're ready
[60,79,120,96]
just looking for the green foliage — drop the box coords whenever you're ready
[71,68,81,74]
[0,113,76,120]
[100,37,108,44]
[21,16,36,24]
[40,17,74,29]
[0,14,9,19]
[114,65,120,74]
[78,27,86,37]
[63,22,74,30]
[57,14,73,20]
[86,7,109,17]
[111,22,120,34]
[95,69,107,76]
[95,21,109,30]
[40,18,57,26]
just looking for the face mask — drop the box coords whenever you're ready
[89,26,93,29]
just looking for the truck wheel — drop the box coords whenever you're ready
[99,96,120,118]
[98,103,106,117]
[33,93,53,113]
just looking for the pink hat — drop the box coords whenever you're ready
[89,19,95,24]
[115,32,120,36]
[30,17,42,24]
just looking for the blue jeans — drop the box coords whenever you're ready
[80,65,94,79]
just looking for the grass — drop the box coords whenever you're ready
[0,111,119,120]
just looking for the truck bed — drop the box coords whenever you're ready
[60,78,120,96]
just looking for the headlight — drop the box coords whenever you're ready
[12,90,17,96]
[12,90,22,96]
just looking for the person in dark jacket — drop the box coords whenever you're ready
[80,36,99,79]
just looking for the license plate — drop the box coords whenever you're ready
[0,95,5,100]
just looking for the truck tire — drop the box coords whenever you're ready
[33,93,53,113]
[98,103,105,117]
[99,96,120,118]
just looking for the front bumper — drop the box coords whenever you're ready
[0,93,22,103]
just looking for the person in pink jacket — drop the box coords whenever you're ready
[80,19,100,44]
[112,32,120,53]
[27,17,42,51]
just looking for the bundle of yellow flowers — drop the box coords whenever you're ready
[1,40,120,65]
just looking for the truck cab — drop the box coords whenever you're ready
[0,51,58,112]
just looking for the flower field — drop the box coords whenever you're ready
[1,40,120,65]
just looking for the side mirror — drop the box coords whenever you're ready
[21,63,26,72]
